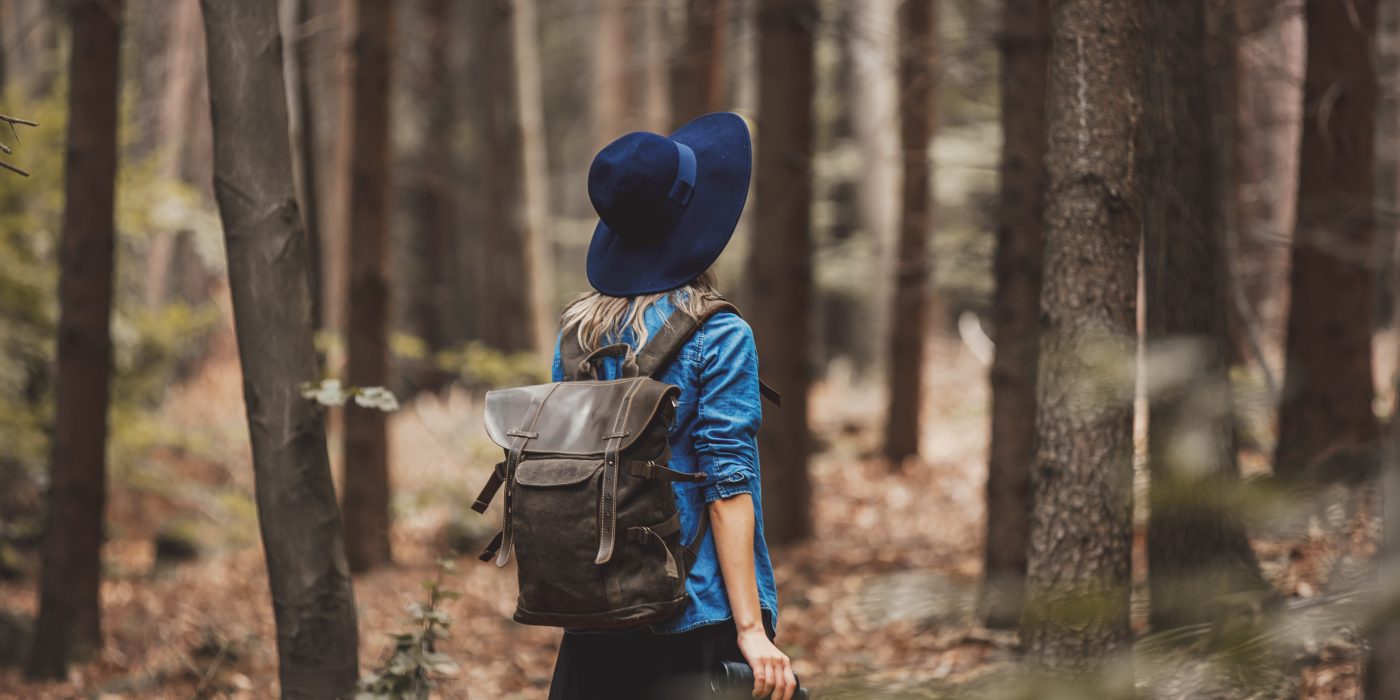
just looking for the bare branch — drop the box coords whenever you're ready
[0,160,31,177]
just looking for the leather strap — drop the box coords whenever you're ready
[634,297,781,407]
[574,342,639,380]
[595,377,647,565]
[627,460,706,483]
[494,384,559,567]
[625,511,682,543]
[470,461,508,514]
[681,508,710,570]
[634,297,735,378]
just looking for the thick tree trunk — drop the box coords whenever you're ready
[671,0,730,127]
[467,0,549,355]
[979,0,1048,630]
[342,0,395,573]
[289,0,325,333]
[1139,0,1266,633]
[882,0,937,468]
[1020,0,1140,669]
[200,1,361,695]
[1274,0,1379,481]
[26,0,122,680]
[749,0,816,545]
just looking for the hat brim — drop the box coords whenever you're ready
[586,112,752,296]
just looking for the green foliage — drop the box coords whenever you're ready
[437,341,548,389]
[0,85,222,505]
[357,559,463,699]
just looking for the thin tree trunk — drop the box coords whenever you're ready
[1140,0,1266,633]
[1020,0,1141,669]
[467,0,548,355]
[1230,0,1302,366]
[1377,0,1400,326]
[404,0,455,390]
[592,0,634,145]
[26,0,122,680]
[671,0,730,127]
[749,0,816,545]
[1274,0,1379,481]
[199,2,360,694]
[882,0,937,468]
[1366,162,1400,700]
[979,0,1048,630]
[342,0,394,573]
[848,0,899,382]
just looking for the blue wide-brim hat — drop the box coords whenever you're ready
[586,112,752,296]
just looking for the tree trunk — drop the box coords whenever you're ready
[749,0,816,545]
[199,1,360,694]
[26,0,122,680]
[342,0,395,573]
[402,0,455,391]
[1232,1,1303,364]
[592,0,635,144]
[1020,0,1140,669]
[467,0,549,355]
[1274,0,1379,481]
[881,0,937,468]
[1139,0,1267,633]
[979,0,1048,630]
[847,0,899,381]
[1376,0,1400,326]
[1366,186,1400,700]
[288,0,325,333]
[671,0,730,127]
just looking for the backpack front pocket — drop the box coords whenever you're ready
[510,458,607,614]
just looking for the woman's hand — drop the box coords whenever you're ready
[736,627,796,700]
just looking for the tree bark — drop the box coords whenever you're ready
[1274,0,1380,481]
[1376,0,1400,326]
[200,1,361,695]
[402,0,456,391]
[1020,0,1140,669]
[1231,0,1303,364]
[26,0,122,680]
[749,0,816,545]
[592,0,635,145]
[1139,0,1266,633]
[671,0,731,128]
[979,0,1048,630]
[467,0,549,355]
[288,0,326,333]
[342,0,395,573]
[881,0,937,469]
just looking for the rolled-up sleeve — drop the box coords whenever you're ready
[694,313,763,503]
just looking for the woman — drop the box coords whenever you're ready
[546,113,795,700]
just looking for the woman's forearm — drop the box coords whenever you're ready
[709,493,764,634]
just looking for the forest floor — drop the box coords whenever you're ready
[0,322,1383,699]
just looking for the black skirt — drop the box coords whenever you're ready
[547,621,746,700]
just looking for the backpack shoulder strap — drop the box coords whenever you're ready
[636,296,781,406]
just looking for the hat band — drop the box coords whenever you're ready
[667,141,697,208]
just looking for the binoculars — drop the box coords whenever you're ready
[710,660,810,699]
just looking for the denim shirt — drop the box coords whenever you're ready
[551,295,780,636]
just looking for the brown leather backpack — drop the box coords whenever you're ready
[472,298,776,629]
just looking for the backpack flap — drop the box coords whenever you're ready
[482,378,680,456]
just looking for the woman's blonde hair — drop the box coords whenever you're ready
[560,269,722,354]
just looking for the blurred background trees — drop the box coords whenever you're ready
[3,0,1400,694]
